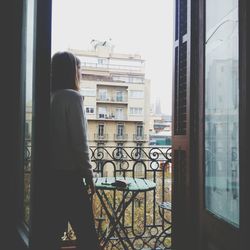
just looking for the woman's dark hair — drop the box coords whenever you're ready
[51,51,81,92]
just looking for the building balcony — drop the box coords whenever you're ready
[62,146,172,250]
[96,96,128,104]
[94,134,108,142]
[114,133,128,141]
[81,62,144,74]
[97,114,127,121]
[133,134,147,142]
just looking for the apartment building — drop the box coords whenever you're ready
[70,42,150,151]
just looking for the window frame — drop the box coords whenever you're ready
[16,0,52,247]
[98,124,105,136]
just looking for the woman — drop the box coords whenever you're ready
[49,51,100,250]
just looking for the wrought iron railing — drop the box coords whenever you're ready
[23,142,172,249]
[64,146,172,249]
[24,139,32,173]
[24,139,32,225]
[24,138,172,249]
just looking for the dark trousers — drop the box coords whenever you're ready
[46,170,100,250]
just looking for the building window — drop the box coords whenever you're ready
[130,107,143,115]
[98,124,104,136]
[85,106,95,114]
[117,124,124,136]
[98,107,107,118]
[116,91,123,102]
[129,90,144,98]
[99,89,108,101]
[116,108,124,119]
[136,124,143,136]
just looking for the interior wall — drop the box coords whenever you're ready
[3,0,24,248]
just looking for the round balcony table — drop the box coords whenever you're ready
[93,177,156,250]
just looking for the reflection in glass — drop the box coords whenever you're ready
[23,0,35,225]
[205,0,239,227]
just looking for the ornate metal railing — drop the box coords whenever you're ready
[64,146,172,249]
[24,141,172,249]
[24,139,32,173]
[24,139,32,225]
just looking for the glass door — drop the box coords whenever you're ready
[116,108,124,120]
[201,0,240,249]
[205,0,239,228]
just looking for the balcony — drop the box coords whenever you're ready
[63,146,172,249]
[97,96,128,104]
[133,134,147,142]
[114,134,128,141]
[97,114,127,121]
[94,133,109,142]
[81,62,144,74]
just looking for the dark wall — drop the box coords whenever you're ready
[2,0,24,248]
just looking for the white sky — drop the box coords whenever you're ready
[52,0,174,115]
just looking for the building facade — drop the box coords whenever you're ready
[70,43,150,152]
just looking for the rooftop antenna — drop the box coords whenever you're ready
[90,38,114,52]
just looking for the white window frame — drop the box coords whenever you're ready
[98,107,107,118]
[85,106,95,114]
[117,123,124,136]
[116,90,123,102]
[99,89,108,101]
[129,90,144,99]
[136,124,143,136]
[116,108,124,119]
[98,124,105,136]
[130,107,143,115]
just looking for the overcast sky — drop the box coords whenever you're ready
[52,0,174,115]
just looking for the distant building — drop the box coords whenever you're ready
[149,111,172,146]
[155,100,162,115]
[149,129,171,146]
[149,112,172,134]
[70,42,150,175]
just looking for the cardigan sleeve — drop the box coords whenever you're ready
[67,93,93,180]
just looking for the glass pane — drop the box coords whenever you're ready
[205,0,239,227]
[23,0,35,226]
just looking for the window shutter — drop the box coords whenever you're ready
[172,0,194,249]
[174,0,188,135]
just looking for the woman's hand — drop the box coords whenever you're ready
[85,177,96,195]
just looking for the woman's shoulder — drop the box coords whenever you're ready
[53,89,83,101]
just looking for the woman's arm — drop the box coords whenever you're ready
[67,92,94,181]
